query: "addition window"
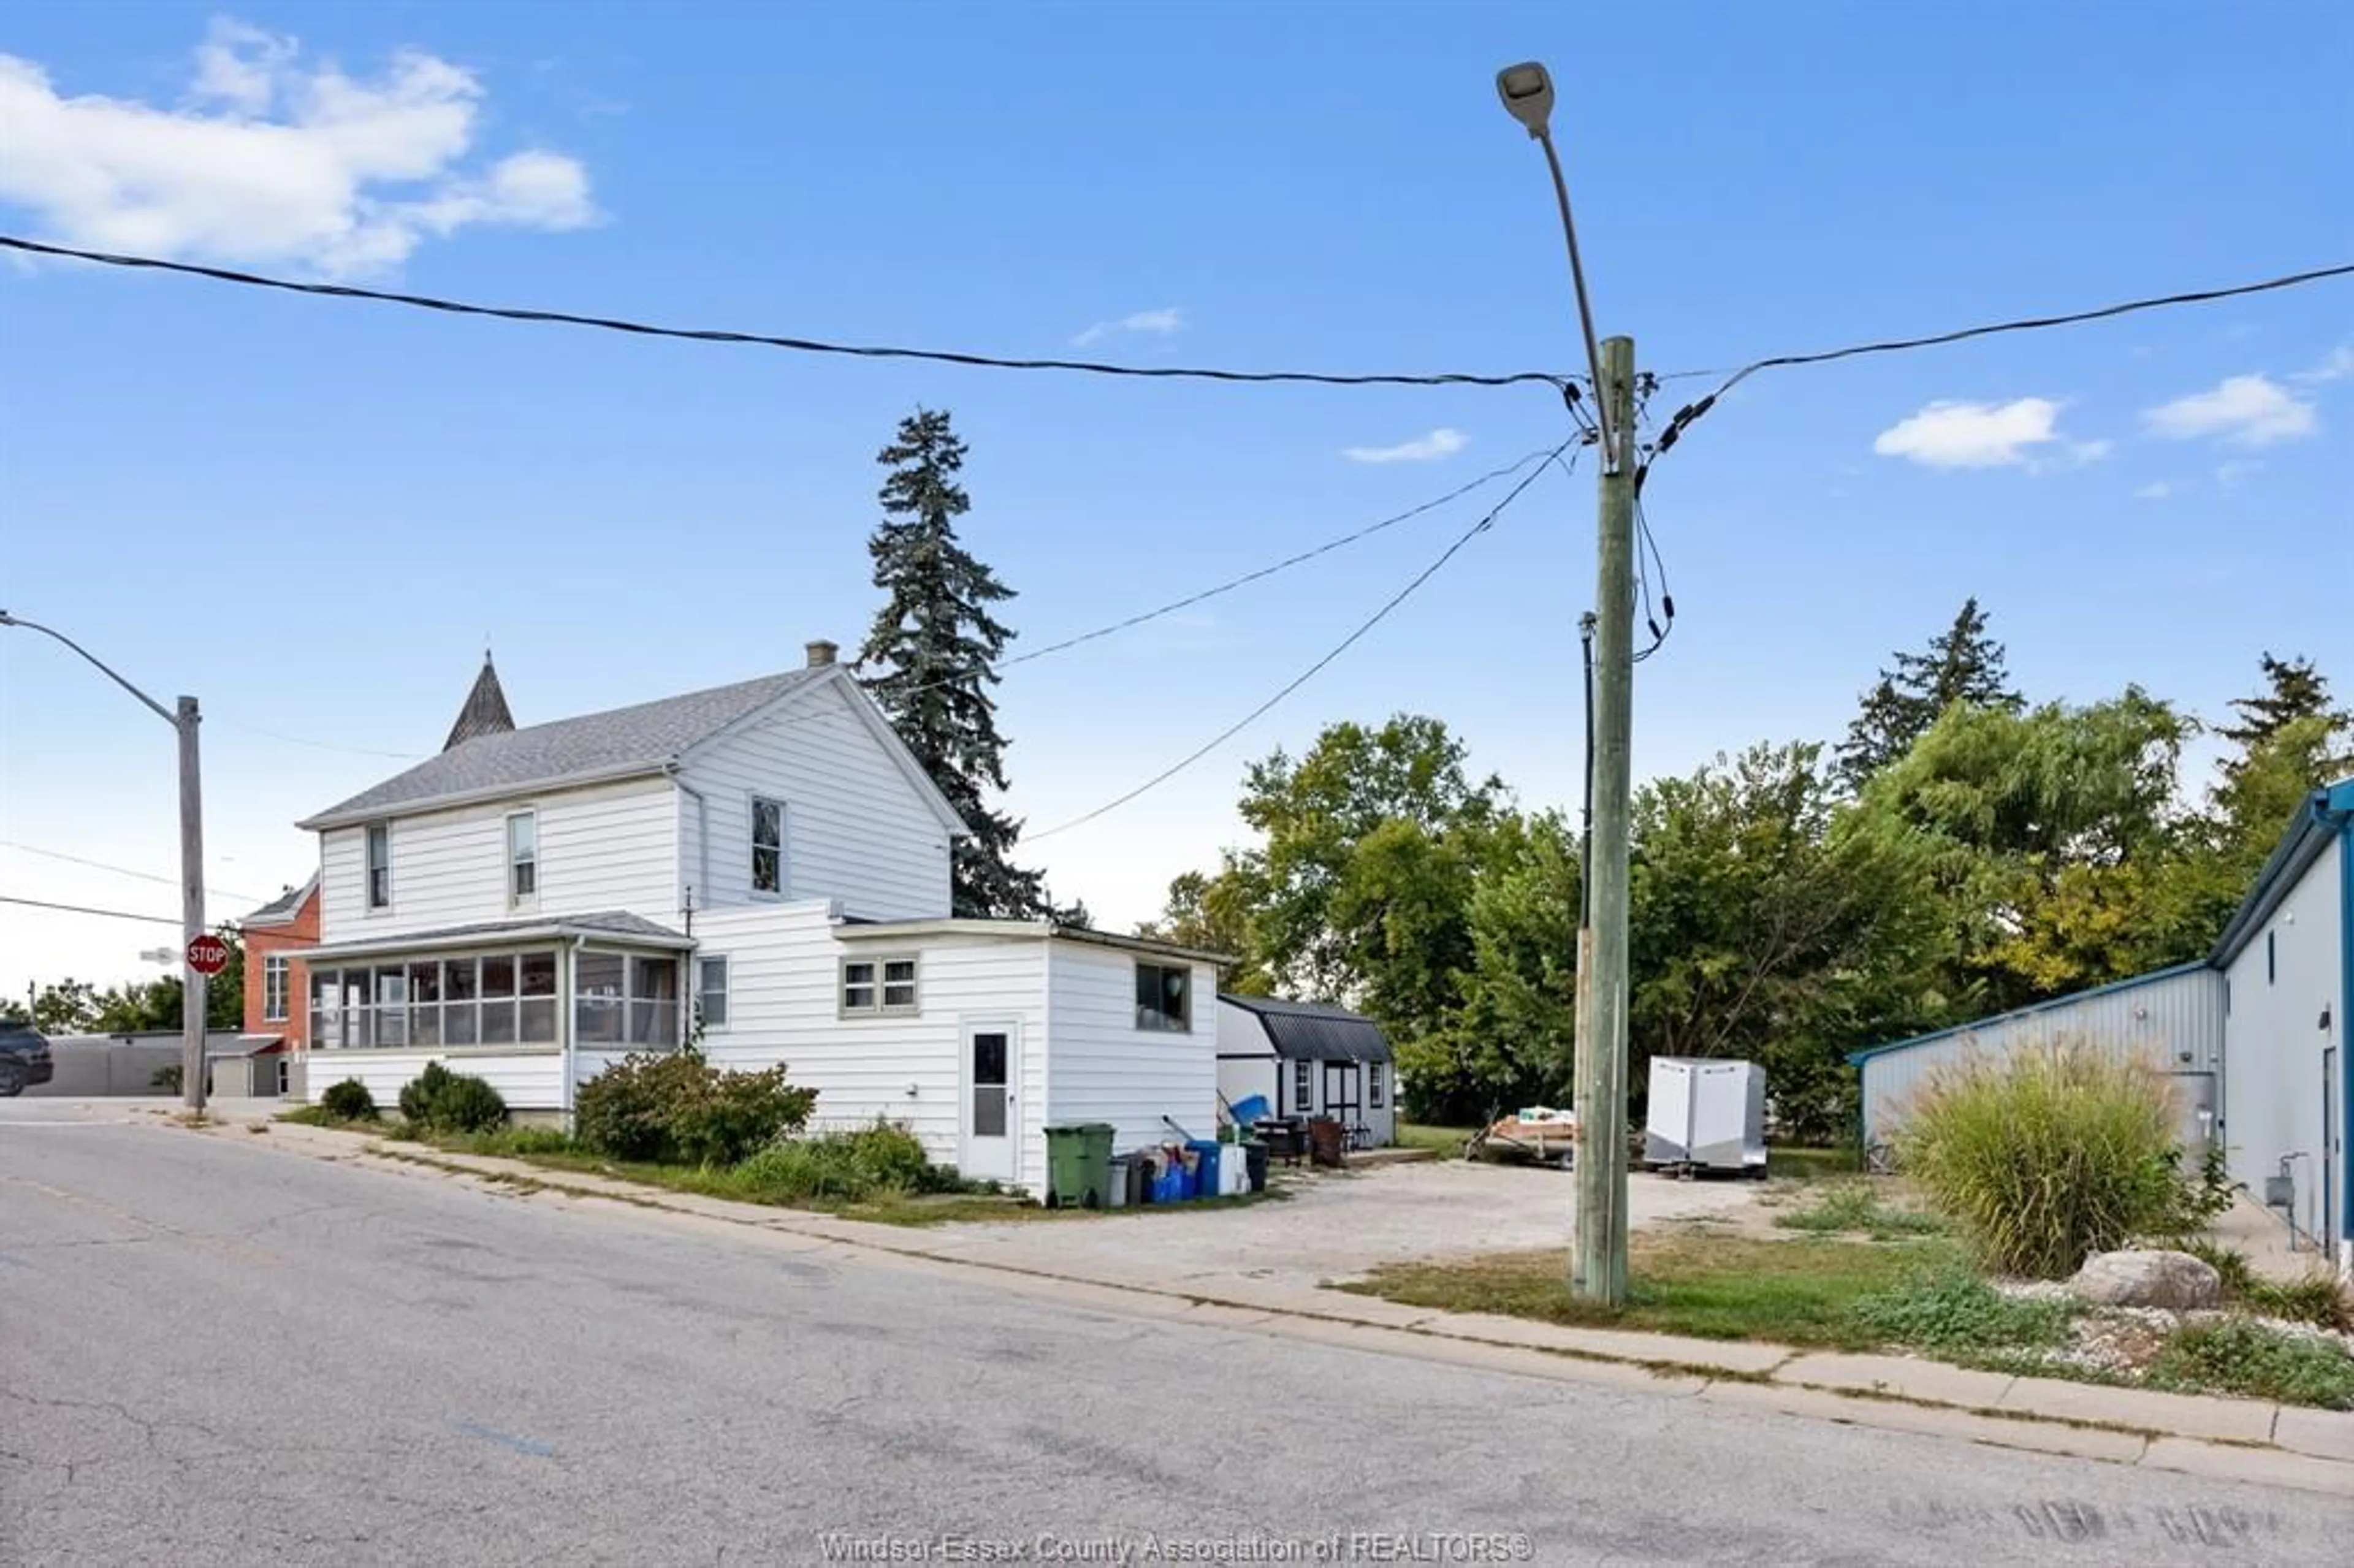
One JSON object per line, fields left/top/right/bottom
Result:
{"left": 1368, "top": 1061, "right": 1387, "bottom": 1111}
{"left": 262, "top": 954, "right": 289, "bottom": 1022}
{"left": 365, "top": 824, "right": 391, "bottom": 910}
{"left": 507, "top": 811, "right": 538, "bottom": 905}
{"left": 1134, "top": 962, "right": 1191, "bottom": 1032}
{"left": 752, "top": 797, "right": 785, "bottom": 896}
{"left": 842, "top": 955, "right": 919, "bottom": 1016}
{"left": 697, "top": 956, "right": 729, "bottom": 1029}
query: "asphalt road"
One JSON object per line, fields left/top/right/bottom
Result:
{"left": 3, "top": 1106, "right": 2348, "bottom": 1567}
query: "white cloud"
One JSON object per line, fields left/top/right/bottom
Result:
{"left": 0, "top": 18, "right": 598, "bottom": 278}
{"left": 1342, "top": 428, "right": 1468, "bottom": 464}
{"left": 2293, "top": 342, "right": 2354, "bottom": 384}
{"left": 2066, "top": 439, "right": 2114, "bottom": 465}
{"left": 2214, "top": 460, "right": 2264, "bottom": 490}
{"left": 2141, "top": 375, "right": 2317, "bottom": 447}
{"left": 1872, "top": 397, "right": 2073, "bottom": 469}
{"left": 2134, "top": 481, "right": 2171, "bottom": 501}
{"left": 1071, "top": 307, "right": 1185, "bottom": 348}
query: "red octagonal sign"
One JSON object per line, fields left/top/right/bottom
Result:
{"left": 186, "top": 934, "right": 231, "bottom": 978}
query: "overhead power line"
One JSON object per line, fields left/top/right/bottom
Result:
{"left": 0, "top": 841, "right": 265, "bottom": 907}
{"left": 1027, "top": 440, "right": 1579, "bottom": 842}
{"left": 0, "top": 894, "right": 184, "bottom": 927}
{"left": 0, "top": 234, "right": 1575, "bottom": 394}
{"left": 1639, "top": 260, "right": 2354, "bottom": 488}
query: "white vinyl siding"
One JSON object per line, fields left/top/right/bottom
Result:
{"left": 690, "top": 904, "right": 1048, "bottom": 1191}
{"left": 319, "top": 776, "right": 678, "bottom": 939}
{"left": 676, "top": 680, "right": 953, "bottom": 921}
{"left": 303, "top": 1049, "right": 563, "bottom": 1113}
{"left": 1044, "top": 943, "right": 1218, "bottom": 1160}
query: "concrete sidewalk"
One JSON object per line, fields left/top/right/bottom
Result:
{"left": 193, "top": 1111, "right": 2354, "bottom": 1498}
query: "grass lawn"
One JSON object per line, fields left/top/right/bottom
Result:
{"left": 1395, "top": 1122, "right": 1479, "bottom": 1157}
{"left": 1340, "top": 1227, "right": 1964, "bottom": 1351}
{"left": 1764, "top": 1144, "right": 1862, "bottom": 1181}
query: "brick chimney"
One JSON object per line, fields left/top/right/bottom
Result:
{"left": 805, "top": 639, "right": 839, "bottom": 668}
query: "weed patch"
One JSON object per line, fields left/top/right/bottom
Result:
{"left": 2146, "top": 1319, "right": 2354, "bottom": 1409}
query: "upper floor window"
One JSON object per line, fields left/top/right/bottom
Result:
{"left": 1135, "top": 962, "right": 1191, "bottom": 1032}
{"left": 752, "top": 796, "right": 785, "bottom": 897}
{"left": 507, "top": 811, "right": 538, "bottom": 906}
{"left": 263, "top": 954, "right": 289, "bottom": 1022}
{"left": 365, "top": 824, "right": 391, "bottom": 910}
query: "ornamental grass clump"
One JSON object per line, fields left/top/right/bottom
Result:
{"left": 1895, "top": 1037, "right": 2184, "bottom": 1279}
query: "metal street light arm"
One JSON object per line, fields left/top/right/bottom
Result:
{"left": 0, "top": 609, "right": 177, "bottom": 725}
{"left": 1536, "top": 132, "right": 1618, "bottom": 471}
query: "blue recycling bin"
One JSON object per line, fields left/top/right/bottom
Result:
{"left": 1186, "top": 1139, "right": 1223, "bottom": 1199}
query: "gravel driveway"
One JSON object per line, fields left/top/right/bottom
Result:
{"left": 915, "top": 1157, "right": 1762, "bottom": 1293}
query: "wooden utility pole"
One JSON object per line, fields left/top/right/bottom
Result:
{"left": 178, "top": 696, "right": 208, "bottom": 1114}
{"left": 1572, "top": 335, "right": 1637, "bottom": 1305}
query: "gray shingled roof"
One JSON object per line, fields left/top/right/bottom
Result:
{"left": 300, "top": 670, "right": 827, "bottom": 828}
{"left": 1219, "top": 994, "right": 1393, "bottom": 1062}
{"left": 242, "top": 875, "right": 317, "bottom": 927}
{"left": 305, "top": 911, "right": 691, "bottom": 960}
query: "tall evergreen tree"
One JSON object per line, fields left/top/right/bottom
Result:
{"left": 2213, "top": 653, "right": 2350, "bottom": 785}
{"left": 855, "top": 408, "right": 1063, "bottom": 921}
{"left": 1835, "top": 596, "right": 2022, "bottom": 787}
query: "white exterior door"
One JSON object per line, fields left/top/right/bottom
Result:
{"left": 961, "top": 1019, "right": 1021, "bottom": 1183}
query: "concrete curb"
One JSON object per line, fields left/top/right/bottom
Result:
{"left": 209, "top": 1116, "right": 2354, "bottom": 1496}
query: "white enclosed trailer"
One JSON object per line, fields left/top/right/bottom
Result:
{"left": 1644, "top": 1057, "right": 1767, "bottom": 1177}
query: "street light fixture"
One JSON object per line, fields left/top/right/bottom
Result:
{"left": 0, "top": 609, "right": 209, "bottom": 1112}
{"left": 1495, "top": 59, "right": 1618, "bottom": 471}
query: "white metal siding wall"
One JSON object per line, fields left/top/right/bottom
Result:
{"left": 690, "top": 904, "right": 1048, "bottom": 1189}
{"left": 677, "top": 682, "right": 954, "bottom": 921}
{"left": 1859, "top": 966, "right": 2225, "bottom": 1145}
{"left": 1215, "top": 1004, "right": 1278, "bottom": 1112}
{"left": 1044, "top": 945, "right": 1220, "bottom": 1157}
{"left": 304, "top": 1049, "right": 565, "bottom": 1111}
{"left": 317, "top": 777, "right": 678, "bottom": 940}
{"left": 2219, "top": 837, "right": 2344, "bottom": 1227}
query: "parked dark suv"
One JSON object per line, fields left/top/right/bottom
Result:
{"left": 0, "top": 1024, "right": 53, "bottom": 1095}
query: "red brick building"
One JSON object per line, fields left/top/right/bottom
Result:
{"left": 240, "top": 875, "right": 319, "bottom": 1048}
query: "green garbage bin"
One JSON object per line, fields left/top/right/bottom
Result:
{"left": 1044, "top": 1122, "right": 1116, "bottom": 1209}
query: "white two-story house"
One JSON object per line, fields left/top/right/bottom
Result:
{"left": 292, "top": 641, "right": 1225, "bottom": 1195}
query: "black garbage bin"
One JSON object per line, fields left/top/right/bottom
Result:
{"left": 1242, "top": 1139, "right": 1269, "bottom": 1194}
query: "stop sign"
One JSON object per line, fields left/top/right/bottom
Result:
{"left": 186, "top": 934, "right": 231, "bottom": 978}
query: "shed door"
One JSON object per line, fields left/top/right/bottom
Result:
{"left": 961, "top": 1021, "right": 1020, "bottom": 1184}
{"left": 1324, "top": 1061, "right": 1362, "bottom": 1145}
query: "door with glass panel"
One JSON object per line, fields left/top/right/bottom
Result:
{"left": 960, "top": 1020, "right": 1020, "bottom": 1182}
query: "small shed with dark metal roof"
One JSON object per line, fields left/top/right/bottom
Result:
{"left": 1216, "top": 994, "right": 1395, "bottom": 1149}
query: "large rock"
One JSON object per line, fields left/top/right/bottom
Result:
{"left": 2070, "top": 1249, "right": 2222, "bottom": 1310}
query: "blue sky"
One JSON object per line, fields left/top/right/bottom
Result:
{"left": 3, "top": 1, "right": 2350, "bottom": 999}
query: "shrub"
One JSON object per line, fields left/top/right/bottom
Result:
{"left": 398, "top": 1062, "right": 506, "bottom": 1134}
{"left": 727, "top": 1122, "right": 958, "bottom": 1205}
{"left": 319, "top": 1077, "right": 378, "bottom": 1122}
{"left": 2147, "top": 1319, "right": 2354, "bottom": 1409}
{"left": 151, "top": 1064, "right": 183, "bottom": 1093}
{"left": 1895, "top": 1038, "right": 2188, "bottom": 1277}
{"left": 574, "top": 1050, "right": 817, "bottom": 1166}
{"left": 1848, "top": 1269, "right": 2074, "bottom": 1352}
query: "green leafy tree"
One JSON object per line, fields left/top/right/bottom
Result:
{"left": 1135, "top": 866, "right": 1271, "bottom": 994}
{"left": 855, "top": 408, "right": 1067, "bottom": 921}
{"left": 1230, "top": 715, "right": 1502, "bottom": 1001}
{"left": 1857, "top": 690, "right": 2196, "bottom": 1011}
{"left": 32, "top": 978, "right": 101, "bottom": 1034}
{"left": 1627, "top": 743, "right": 1952, "bottom": 1140}
{"left": 1836, "top": 598, "right": 2024, "bottom": 788}
{"left": 1411, "top": 810, "right": 1582, "bottom": 1124}
{"left": 2214, "top": 653, "right": 2350, "bottom": 779}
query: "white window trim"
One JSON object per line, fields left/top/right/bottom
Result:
{"left": 364, "top": 823, "right": 392, "bottom": 913}
{"left": 1368, "top": 1060, "right": 1387, "bottom": 1111}
{"left": 506, "top": 809, "right": 539, "bottom": 911}
{"left": 696, "top": 954, "right": 729, "bottom": 1032}
{"left": 262, "top": 953, "right": 289, "bottom": 1023}
{"left": 1134, "top": 961, "right": 1193, "bottom": 1033}
{"left": 840, "top": 953, "right": 920, "bottom": 1018}
{"left": 750, "top": 794, "right": 788, "bottom": 901}
{"left": 1293, "top": 1058, "right": 1312, "bottom": 1113}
